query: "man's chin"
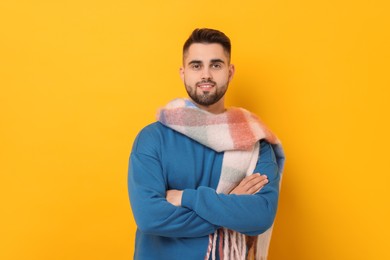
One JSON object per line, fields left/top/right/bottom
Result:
{"left": 186, "top": 89, "right": 222, "bottom": 106}
{"left": 194, "top": 97, "right": 218, "bottom": 107}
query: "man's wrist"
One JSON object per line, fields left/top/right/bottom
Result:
{"left": 166, "top": 189, "right": 184, "bottom": 206}
{"left": 181, "top": 189, "right": 197, "bottom": 209}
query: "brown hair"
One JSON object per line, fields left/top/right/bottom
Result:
{"left": 183, "top": 28, "right": 231, "bottom": 61}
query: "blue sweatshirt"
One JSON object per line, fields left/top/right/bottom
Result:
{"left": 128, "top": 122, "right": 280, "bottom": 260}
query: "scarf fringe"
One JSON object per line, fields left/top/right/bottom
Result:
{"left": 205, "top": 227, "right": 273, "bottom": 260}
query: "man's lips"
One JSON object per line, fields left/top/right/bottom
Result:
{"left": 196, "top": 83, "right": 215, "bottom": 91}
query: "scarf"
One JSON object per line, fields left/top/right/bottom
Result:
{"left": 157, "top": 98, "right": 285, "bottom": 260}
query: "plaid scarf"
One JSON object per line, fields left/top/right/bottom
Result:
{"left": 157, "top": 98, "right": 285, "bottom": 260}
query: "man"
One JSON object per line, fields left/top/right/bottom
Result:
{"left": 128, "top": 28, "right": 284, "bottom": 260}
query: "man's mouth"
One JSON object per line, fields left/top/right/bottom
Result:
{"left": 197, "top": 83, "right": 215, "bottom": 91}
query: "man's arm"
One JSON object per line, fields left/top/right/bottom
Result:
{"left": 166, "top": 173, "right": 269, "bottom": 206}
{"left": 166, "top": 140, "right": 280, "bottom": 236}
{"left": 128, "top": 127, "right": 218, "bottom": 238}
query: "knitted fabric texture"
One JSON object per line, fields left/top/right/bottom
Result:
{"left": 157, "top": 98, "right": 285, "bottom": 260}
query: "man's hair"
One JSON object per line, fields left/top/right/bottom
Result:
{"left": 183, "top": 28, "right": 231, "bottom": 61}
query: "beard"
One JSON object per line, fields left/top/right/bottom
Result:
{"left": 185, "top": 80, "right": 228, "bottom": 107}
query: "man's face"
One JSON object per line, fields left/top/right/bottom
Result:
{"left": 180, "top": 43, "right": 235, "bottom": 110}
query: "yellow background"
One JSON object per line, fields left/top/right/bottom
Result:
{"left": 1, "top": 0, "right": 389, "bottom": 259}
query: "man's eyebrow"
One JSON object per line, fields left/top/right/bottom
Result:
{"left": 210, "top": 59, "right": 225, "bottom": 64}
{"left": 188, "top": 60, "right": 202, "bottom": 65}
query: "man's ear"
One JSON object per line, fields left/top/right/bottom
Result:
{"left": 179, "top": 67, "right": 185, "bottom": 82}
{"left": 228, "top": 64, "right": 235, "bottom": 82}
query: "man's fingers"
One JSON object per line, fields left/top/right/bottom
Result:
{"left": 229, "top": 173, "right": 269, "bottom": 195}
{"left": 242, "top": 174, "right": 268, "bottom": 189}
{"left": 240, "top": 173, "right": 263, "bottom": 186}
{"left": 250, "top": 178, "right": 269, "bottom": 194}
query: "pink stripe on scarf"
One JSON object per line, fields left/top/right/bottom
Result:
{"left": 227, "top": 109, "right": 257, "bottom": 150}
{"left": 218, "top": 229, "right": 224, "bottom": 260}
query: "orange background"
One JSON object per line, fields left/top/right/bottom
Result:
{"left": 1, "top": 0, "right": 389, "bottom": 259}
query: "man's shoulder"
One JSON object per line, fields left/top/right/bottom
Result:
{"left": 136, "top": 122, "right": 166, "bottom": 141}
{"left": 139, "top": 121, "right": 163, "bottom": 132}
{"left": 133, "top": 122, "right": 177, "bottom": 150}
{"left": 131, "top": 122, "right": 162, "bottom": 155}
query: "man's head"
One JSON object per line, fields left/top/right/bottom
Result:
{"left": 180, "top": 28, "right": 235, "bottom": 114}
{"left": 183, "top": 28, "right": 232, "bottom": 64}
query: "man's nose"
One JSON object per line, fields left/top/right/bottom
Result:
{"left": 201, "top": 67, "right": 212, "bottom": 80}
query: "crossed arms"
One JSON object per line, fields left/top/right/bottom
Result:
{"left": 166, "top": 173, "right": 269, "bottom": 206}
{"left": 128, "top": 127, "right": 280, "bottom": 238}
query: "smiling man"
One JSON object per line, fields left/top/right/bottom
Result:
{"left": 128, "top": 28, "right": 285, "bottom": 260}
{"left": 181, "top": 42, "right": 233, "bottom": 114}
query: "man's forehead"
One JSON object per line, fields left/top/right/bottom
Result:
{"left": 183, "top": 43, "right": 229, "bottom": 63}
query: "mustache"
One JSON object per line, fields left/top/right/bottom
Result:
{"left": 196, "top": 80, "right": 216, "bottom": 86}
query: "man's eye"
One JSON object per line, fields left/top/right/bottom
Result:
{"left": 212, "top": 64, "right": 222, "bottom": 69}
{"left": 191, "top": 64, "right": 201, "bottom": 70}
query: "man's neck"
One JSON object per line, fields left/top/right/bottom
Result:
{"left": 193, "top": 101, "right": 226, "bottom": 114}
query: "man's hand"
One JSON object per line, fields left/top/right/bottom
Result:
{"left": 229, "top": 173, "right": 268, "bottom": 195}
{"left": 166, "top": 189, "right": 183, "bottom": 206}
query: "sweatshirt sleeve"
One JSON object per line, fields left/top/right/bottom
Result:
{"left": 181, "top": 140, "right": 280, "bottom": 236}
{"left": 128, "top": 126, "right": 218, "bottom": 238}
